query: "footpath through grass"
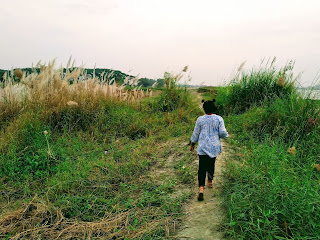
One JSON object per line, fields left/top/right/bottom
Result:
{"left": 216, "top": 60, "right": 320, "bottom": 239}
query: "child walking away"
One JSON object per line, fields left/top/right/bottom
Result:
{"left": 190, "top": 99, "right": 228, "bottom": 201}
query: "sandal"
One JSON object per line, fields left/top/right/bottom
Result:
{"left": 197, "top": 186, "right": 204, "bottom": 201}
{"left": 197, "top": 193, "right": 204, "bottom": 201}
{"left": 207, "top": 180, "right": 213, "bottom": 188}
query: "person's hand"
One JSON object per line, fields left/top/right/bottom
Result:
{"left": 190, "top": 144, "right": 194, "bottom": 152}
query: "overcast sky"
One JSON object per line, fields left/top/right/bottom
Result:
{"left": 1, "top": 0, "right": 320, "bottom": 86}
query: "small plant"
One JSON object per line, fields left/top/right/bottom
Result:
{"left": 155, "top": 66, "right": 191, "bottom": 112}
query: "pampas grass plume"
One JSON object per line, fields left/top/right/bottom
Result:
{"left": 277, "top": 76, "right": 285, "bottom": 86}
{"left": 238, "top": 61, "right": 246, "bottom": 72}
{"left": 0, "top": 59, "right": 148, "bottom": 126}
{"left": 182, "top": 66, "right": 188, "bottom": 72}
{"left": 2, "top": 72, "right": 7, "bottom": 81}
{"left": 14, "top": 69, "right": 23, "bottom": 79}
{"left": 67, "top": 101, "right": 78, "bottom": 107}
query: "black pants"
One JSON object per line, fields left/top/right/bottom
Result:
{"left": 198, "top": 155, "right": 216, "bottom": 187}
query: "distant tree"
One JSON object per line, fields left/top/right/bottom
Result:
{"left": 138, "top": 78, "right": 156, "bottom": 87}
{"left": 156, "top": 78, "right": 165, "bottom": 88}
{"left": 0, "top": 69, "right": 6, "bottom": 82}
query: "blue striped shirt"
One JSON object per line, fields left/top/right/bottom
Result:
{"left": 191, "top": 114, "right": 228, "bottom": 158}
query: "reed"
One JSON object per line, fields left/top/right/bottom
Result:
{"left": 0, "top": 60, "right": 149, "bottom": 129}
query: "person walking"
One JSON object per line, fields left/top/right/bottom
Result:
{"left": 190, "top": 99, "right": 228, "bottom": 201}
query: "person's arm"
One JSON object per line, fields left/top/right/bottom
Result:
{"left": 190, "top": 118, "right": 201, "bottom": 151}
{"left": 190, "top": 142, "right": 196, "bottom": 152}
{"left": 218, "top": 117, "right": 228, "bottom": 139}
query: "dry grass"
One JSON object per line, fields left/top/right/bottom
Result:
{"left": 276, "top": 76, "right": 285, "bottom": 86}
{"left": 0, "top": 196, "right": 173, "bottom": 239}
{"left": 0, "top": 60, "right": 150, "bottom": 125}
{"left": 164, "top": 66, "right": 190, "bottom": 90}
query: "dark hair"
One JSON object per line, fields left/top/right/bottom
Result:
{"left": 202, "top": 99, "right": 217, "bottom": 114}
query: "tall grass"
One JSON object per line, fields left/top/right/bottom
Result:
{"left": 217, "top": 61, "right": 320, "bottom": 239}
{"left": 0, "top": 61, "right": 199, "bottom": 239}
{"left": 225, "top": 137, "right": 320, "bottom": 239}
{"left": 0, "top": 60, "right": 148, "bottom": 129}
{"left": 216, "top": 58, "right": 298, "bottom": 114}
{"left": 155, "top": 66, "right": 191, "bottom": 112}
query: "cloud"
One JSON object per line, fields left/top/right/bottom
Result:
{"left": 0, "top": 0, "right": 319, "bottom": 86}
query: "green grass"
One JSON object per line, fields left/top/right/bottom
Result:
{"left": 215, "top": 61, "right": 297, "bottom": 115}
{"left": 215, "top": 62, "right": 320, "bottom": 239}
{"left": 0, "top": 70, "right": 203, "bottom": 239}
{"left": 224, "top": 138, "right": 320, "bottom": 239}
{"left": 4, "top": 59, "right": 320, "bottom": 239}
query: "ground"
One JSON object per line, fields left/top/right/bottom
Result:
{"left": 174, "top": 141, "right": 230, "bottom": 240}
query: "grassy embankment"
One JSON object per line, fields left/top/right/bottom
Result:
{"left": 0, "top": 63, "right": 201, "bottom": 239}
{"left": 214, "top": 59, "right": 320, "bottom": 239}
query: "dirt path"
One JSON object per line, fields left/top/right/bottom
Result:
{"left": 174, "top": 140, "right": 230, "bottom": 240}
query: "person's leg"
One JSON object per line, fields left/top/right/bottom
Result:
{"left": 198, "top": 155, "right": 207, "bottom": 201}
{"left": 207, "top": 157, "right": 216, "bottom": 181}
{"left": 198, "top": 155, "right": 207, "bottom": 187}
{"left": 207, "top": 156, "right": 216, "bottom": 187}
